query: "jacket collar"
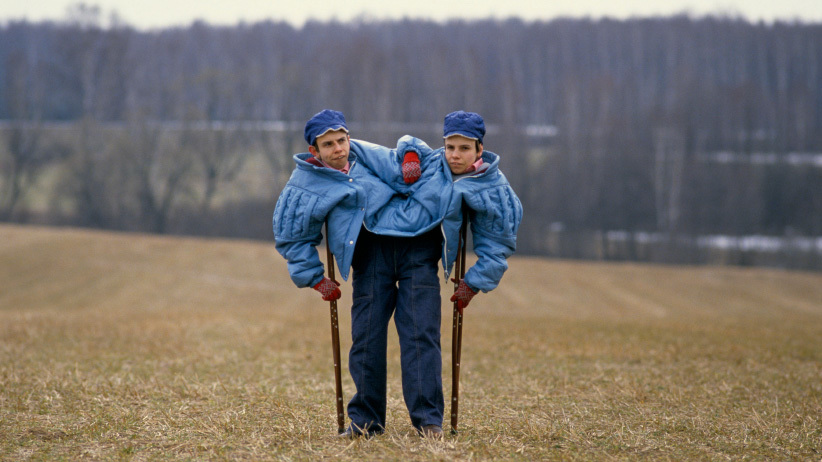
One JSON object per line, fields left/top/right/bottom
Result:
{"left": 446, "top": 150, "right": 499, "bottom": 180}
{"left": 294, "top": 151, "right": 358, "bottom": 174}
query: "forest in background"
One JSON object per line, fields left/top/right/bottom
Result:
{"left": 1, "top": 8, "right": 821, "bottom": 269}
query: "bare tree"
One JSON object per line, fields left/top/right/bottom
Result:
{"left": 654, "top": 128, "right": 686, "bottom": 233}
{"left": 0, "top": 47, "right": 50, "bottom": 221}
{"left": 258, "top": 125, "right": 301, "bottom": 195}
{"left": 180, "top": 119, "right": 249, "bottom": 212}
{"left": 118, "top": 115, "right": 192, "bottom": 233}
{"left": 178, "top": 68, "right": 253, "bottom": 212}
{"left": 0, "top": 123, "right": 44, "bottom": 220}
{"left": 61, "top": 117, "right": 118, "bottom": 228}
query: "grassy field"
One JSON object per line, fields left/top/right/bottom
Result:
{"left": 1, "top": 223, "right": 820, "bottom": 461}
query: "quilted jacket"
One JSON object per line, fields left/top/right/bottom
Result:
{"left": 272, "top": 137, "right": 448, "bottom": 288}
{"left": 438, "top": 149, "right": 523, "bottom": 293}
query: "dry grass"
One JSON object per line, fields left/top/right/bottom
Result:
{"left": 1, "top": 223, "right": 821, "bottom": 461}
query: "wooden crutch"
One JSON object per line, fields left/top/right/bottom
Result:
{"left": 325, "top": 222, "right": 346, "bottom": 434}
{"left": 450, "top": 207, "right": 469, "bottom": 434}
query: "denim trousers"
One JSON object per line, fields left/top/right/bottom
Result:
{"left": 346, "top": 227, "right": 443, "bottom": 433}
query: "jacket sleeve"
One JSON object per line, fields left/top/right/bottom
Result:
{"left": 352, "top": 137, "right": 436, "bottom": 195}
{"left": 462, "top": 182, "right": 523, "bottom": 293}
{"left": 272, "top": 183, "right": 331, "bottom": 288}
{"left": 349, "top": 139, "right": 402, "bottom": 189}
{"left": 396, "top": 135, "right": 437, "bottom": 167}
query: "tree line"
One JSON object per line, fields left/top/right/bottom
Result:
{"left": 1, "top": 11, "right": 821, "bottom": 268}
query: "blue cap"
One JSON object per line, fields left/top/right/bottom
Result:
{"left": 443, "top": 111, "right": 485, "bottom": 143}
{"left": 304, "top": 109, "right": 349, "bottom": 145}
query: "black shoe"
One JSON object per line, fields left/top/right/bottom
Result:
{"left": 420, "top": 424, "right": 443, "bottom": 439}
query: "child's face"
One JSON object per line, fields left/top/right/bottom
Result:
{"left": 445, "top": 135, "right": 482, "bottom": 174}
{"left": 309, "top": 130, "right": 350, "bottom": 170}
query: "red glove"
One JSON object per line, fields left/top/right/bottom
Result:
{"left": 450, "top": 278, "right": 477, "bottom": 313}
{"left": 402, "top": 151, "right": 421, "bottom": 184}
{"left": 313, "top": 277, "right": 341, "bottom": 301}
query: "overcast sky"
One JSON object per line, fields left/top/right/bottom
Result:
{"left": 2, "top": 0, "right": 820, "bottom": 29}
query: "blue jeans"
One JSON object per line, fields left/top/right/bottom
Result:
{"left": 346, "top": 227, "right": 443, "bottom": 433}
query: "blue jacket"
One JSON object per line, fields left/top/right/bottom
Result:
{"left": 273, "top": 137, "right": 449, "bottom": 288}
{"left": 439, "top": 149, "right": 523, "bottom": 293}
{"left": 365, "top": 141, "right": 452, "bottom": 237}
